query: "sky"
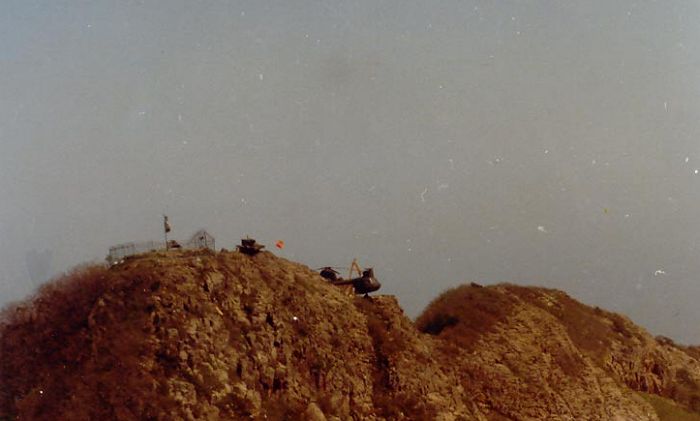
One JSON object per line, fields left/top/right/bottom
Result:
{"left": 2, "top": 1, "right": 700, "bottom": 343}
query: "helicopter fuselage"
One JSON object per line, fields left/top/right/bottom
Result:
{"left": 325, "top": 268, "right": 381, "bottom": 295}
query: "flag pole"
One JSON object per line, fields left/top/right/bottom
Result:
{"left": 163, "top": 215, "right": 170, "bottom": 250}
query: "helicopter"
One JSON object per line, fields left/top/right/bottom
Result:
{"left": 317, "top": 259, "right": 381, "bottom": 296}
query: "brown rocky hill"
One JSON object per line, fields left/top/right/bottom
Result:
{"left": 0, "top": 249, "right": 697, "bottom": 420}
{"left": 417, "top": 284, "right": 700, "bottom": 420}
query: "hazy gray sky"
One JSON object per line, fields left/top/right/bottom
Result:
{"left": 3, "top": 1, "right": 700, "bottom": 343}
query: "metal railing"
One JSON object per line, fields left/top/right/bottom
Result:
{"left": 106, "top": 241, "right": 165, "bottom": 264}
{"left": 106, "top": 231, "right": 216, "bottom": 265}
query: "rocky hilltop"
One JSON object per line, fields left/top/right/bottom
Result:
{"left": 1, "top": 249, "right": 699, "bottom": 420}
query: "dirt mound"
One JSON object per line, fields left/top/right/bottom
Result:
{"left": 0, "top": 250, "right": 696, "bottom": 420}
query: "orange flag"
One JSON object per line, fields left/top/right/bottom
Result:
{"left": 275, "top": 240, "right": 285, "bottom": 249}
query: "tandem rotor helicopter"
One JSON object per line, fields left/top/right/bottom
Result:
{"left": 316, "top": 259, "right": 381, "bottom": 296}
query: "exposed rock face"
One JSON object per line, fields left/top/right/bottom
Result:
{"left": 499, "top": 285, "right": 700, "bottom": 413}
{"left": 509, "top": 286, "right": 700, "bottom": 412}
{"left": 414, "top": 285, "right": 654, "bottom": 420}
{"left": 0, "top": 250, "right": 697, "bottom": 420}
{"left": 417, "top": 284, "right": 700, "bottom": 419}
{"left": 354, "top": 296, "right": 482, "bottom": 420}
{"left": 2, "top": 250, "right": 380, "bottom": 420}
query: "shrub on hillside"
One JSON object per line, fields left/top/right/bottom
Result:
{"left": 415, "top": 284, "right": 515, "bottom": 350}
{"left": 0, "top": 264, "right": 110, "bottom": 418}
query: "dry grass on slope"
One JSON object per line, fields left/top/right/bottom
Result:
{"left": 502, "top": 285, "right": 700, "bottom": 413}
{"left": 418, "top": 282, "right": 700, "bottom": 417}
{"left": 641, "top": 393, "right": 700, "bottom": 421}
{"left": 0, "top": 265, "right": 113, "bottom": 419}
{"left": 499, "top": 284, "right": 646, "bottom": 365}
{"left": 0, "top": 250, "right": 382, "bottom": 420}
{"left": 415, "top": 283, "right": 518, "bottom": 351}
